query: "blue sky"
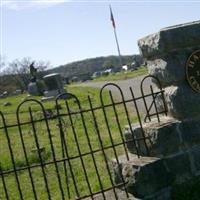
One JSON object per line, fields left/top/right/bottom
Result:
{"left": 1, "top": 0, "right": 200, "bottom": 68}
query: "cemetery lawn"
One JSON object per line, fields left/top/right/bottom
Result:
{"left": 1, "top": 84, "right": 200, "bottom": 199}
{"left": 0, "top": 85, "right": 138, "bottom": 199}
{"left": 91, "top": 66, "right": 148, "bottom": 82}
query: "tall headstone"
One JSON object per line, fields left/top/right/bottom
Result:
{"left": 42, "top": 73, "right": 65, "bottom": 99}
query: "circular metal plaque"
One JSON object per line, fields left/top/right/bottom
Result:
{"left": 186, "top": 50, "right": 200, "bottom": 93}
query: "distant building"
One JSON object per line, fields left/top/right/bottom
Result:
{"left": 122, "top": 65, "right": 128, "bottom": 71}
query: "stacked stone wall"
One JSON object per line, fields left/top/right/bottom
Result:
{"left": 113, "top": 21, "right": 200, "bottom": 200}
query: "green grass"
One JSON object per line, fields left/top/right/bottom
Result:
{"left": 1, "top": 83, "right": 200, "bottom": 199}
{"left": 0, "top": 85, "right": 138, "bottom": 199}
{"left": 91, "top": 66, "right": 148, "bottom": 82}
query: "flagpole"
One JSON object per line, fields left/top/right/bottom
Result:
{"left": 109, "top": 5, "right": 122, "bottom": 70}
{"left": 113, "top": 27, "right": 122, "bottom": 69}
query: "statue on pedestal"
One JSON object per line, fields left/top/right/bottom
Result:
{"left": 28, "top": 62, "right": 45, "bottom": 96}
{"left": 30, "top": 62, "right": 37, "bottom": 82}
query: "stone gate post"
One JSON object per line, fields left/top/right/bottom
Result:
{"left": 113, "top": 21, "right": 200, "bottom": 200}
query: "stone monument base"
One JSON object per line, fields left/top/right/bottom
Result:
{"left": 41, "top": 96, "right": 55, "bottom": 102}
{"left": 111, "top": 116, "right": 200, "bottom": 199}
{"left": 43, "top": 89, "right": 66, "bottom": 98}
{"left": 112, "top": 152, "right": 200, "bottom": 199}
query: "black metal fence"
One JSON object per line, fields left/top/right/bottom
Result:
{"left": 0, "top": 75, "right": 167, "bottom": 200}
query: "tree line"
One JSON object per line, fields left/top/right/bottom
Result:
{"left": 0, "top": 57, "right": 50, "bottom": 93}
{"left": 0, "top": 54, "right": 143, "bottom": 93}
{"left": 47, "top": 55, "right": 143, "bottom": 79}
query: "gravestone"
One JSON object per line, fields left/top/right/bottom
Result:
{"left": 42, "top": 73, "right": 66, "bottom": 100}
{"left": 112, "top": 20, "right": 200, "bottom": 199}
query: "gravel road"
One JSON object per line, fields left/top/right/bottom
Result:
{"left": 79, "top": 75, "right": 153, "bottom": 113}
{"left": 80, "top": 75, "right": 152, "bottom": 99}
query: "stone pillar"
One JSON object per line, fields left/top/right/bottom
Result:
{"left": 113, "top": 21, "right": 200, "bottom": 200}
{"left": 138, "top": 21, "right": 200, "bottom": 119}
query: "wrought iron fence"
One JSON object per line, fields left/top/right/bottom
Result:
{"left": 0, "top": 75, "right": 167, "bottom": 200}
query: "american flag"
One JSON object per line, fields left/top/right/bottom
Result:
{"left": 110, "top": 5, "right": 115, "bottom": 28}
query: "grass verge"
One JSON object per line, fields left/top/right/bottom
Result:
{"left": 91, "top": 66, "right": 148, "bottom": 82}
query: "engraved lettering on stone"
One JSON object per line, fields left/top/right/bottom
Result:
{"left": 193, "top": 55, "right": 199, "bottom": 61}
{"left": 188, "top": 60, "right": 195, "bottom": 68}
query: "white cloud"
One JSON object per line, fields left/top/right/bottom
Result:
{"left": 1, "top": 0, "right": 69, "bottom": 10}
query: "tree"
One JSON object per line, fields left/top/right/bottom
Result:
{"left": 4, "top": 57, "right": 50, "bottom": 92}
{"left": 0, "top": 55, "right": 6, "bottom": 73}
{"left": 102, "top": 59, "right": 113, "bottom": 69}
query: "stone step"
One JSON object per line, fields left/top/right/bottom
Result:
{"left": 85, "top": 188, "right": 137, "bottom": 200}
{"left": 87, "top": 187, "right": 170, "bottom": 200}
{"left": 124, "top": 116, "right": 200, "bottom": 157}
{"left": 112, "top": 154, "right": 172, "bottom": 199}
{"left": 112, "top": 148, "right": 200, "bottom": 199}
